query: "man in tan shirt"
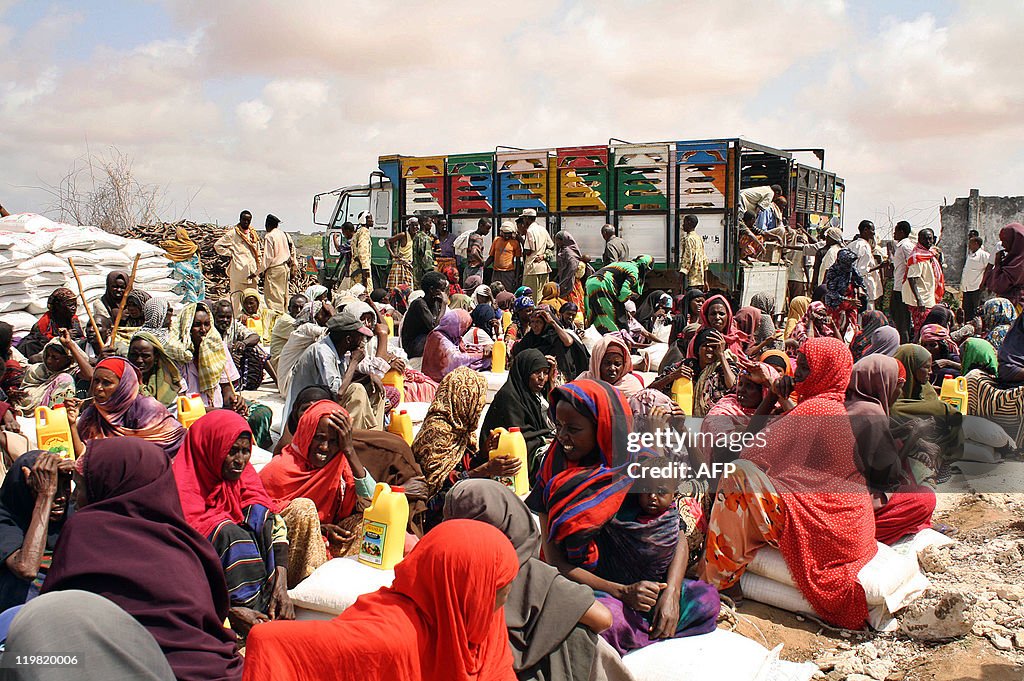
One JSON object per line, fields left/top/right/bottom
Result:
{"left": 262, "top": 214, "right": 291, "bottom": 313}
{"left": 351, "top": 213, "right": 373, "bottom": 286}
{"left": 214, "top": 210, "right": 263, "bottom": 313}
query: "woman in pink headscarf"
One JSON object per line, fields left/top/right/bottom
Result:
{"left": 686, "top": 295, "right": 747, "bottom": 359}
{"left": 421, "top": 310, "right": 489, "bottom": 382}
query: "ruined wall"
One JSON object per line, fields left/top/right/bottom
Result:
{"left": 940, "top": 189, "right": 1024, "bottom": 286}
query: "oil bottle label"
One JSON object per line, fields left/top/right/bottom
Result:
{"left": 38, "top": 434, "right": 72, "bottom": 459}
{"left": 359, "top": 520, "right": 387, "bottom": 566}
{"left": 494, "top": 475, "right": 515, "bottom": 490}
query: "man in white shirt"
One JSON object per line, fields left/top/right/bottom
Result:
{"left": 262, "top": 214, "right": 292, "bottom": 313}
{"left": 848, "top": 220, "right": 884, "bottom": 309}
{"left": 902, "top": 228, "right": 943, "bottom": 338}
{"left": 889, "top": 221, "right": 915, "bottom": 342}
{"left": 813, "top": 227, "right": 844, "bottom": 289}
{"left": 520, "top": 208, "right": 553, "bottom": 294}
{"left": 961, "top": 234, "right": 991, "bottom": 318}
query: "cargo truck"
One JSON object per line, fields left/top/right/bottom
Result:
{"left": 312, "top": 138, "right": 844, "bottom": 299}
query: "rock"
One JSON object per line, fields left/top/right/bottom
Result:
{"left": 989, "top": 633, "right": 1013, "bottom": 651}
{"left": 824, "top": 670, "right": 845, "bottom": 681}
{"left": 815, "top": 654, "right": 839, "bottom": 671}
{"left": 846, "top": 675, "right": 874, "bottom": 681}
{"left": 900, "top": 593, "right": 973, "bottom": 641}
{"left": 1015, "top": 631, "right": 1024, "bottom": 649}
{"left": 865, "top": 659, "right": 893, "bottom": 681}
{"left": 995, "top": 585, "right": 1024, "bottom": 602}
{"left": 858, "top": 642, "right": 879, "bottom": 660}
{"left": 833, "top": 657, "right": 865, "bottom": 676}
{"left": 993, "top": 544, "right": 1022, "bottom": 565}
{"left": 919, "top": 545, "right": 951, "bottom": 574}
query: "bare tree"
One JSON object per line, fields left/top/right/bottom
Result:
{"left": 39, "top": 147, "right": 170, "bottom": 234}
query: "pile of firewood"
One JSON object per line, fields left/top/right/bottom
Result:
{"left": 124, "top": 221, "right": 318, "bottom": 301}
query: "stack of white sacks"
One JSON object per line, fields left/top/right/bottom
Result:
{"left": 0, "top": 213, "right": 181, "bottom": 334}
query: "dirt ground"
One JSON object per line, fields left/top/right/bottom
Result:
{"left": 727, "top": 491, "right": 1024, "bottom": 680}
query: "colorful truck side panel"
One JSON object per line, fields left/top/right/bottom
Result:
{"left": 496, "top": 149, "right": 552, "bottom": 217}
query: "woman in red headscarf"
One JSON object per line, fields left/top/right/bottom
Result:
{"left": 242, "top": 519, "right": 520, "bottom": 681}
{"left": 686, "top": 295, "right": 747, "bottom": 359}
{"left": 74, "top": 356, "right": 186, "bottom": 458}
{"left": 701, "top": 337, "right": 876, "bottom": 630}
{"left": 260, "top": 400, "right": 378, "bottom": 585}
{"left": 172, "top": 410, "right": 293, "bottom": 636}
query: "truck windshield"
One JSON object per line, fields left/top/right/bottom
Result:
{"left": 332, "top": 192, "right": 370, "bottom": 229}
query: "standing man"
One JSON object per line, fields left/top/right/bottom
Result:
{"left": 412, "top": 216, "right": 436, "bottom": 288}
{"left": 385, "top": 218, "right": 417, "bottom": 290}
{"left": 485, "top": 221, "right": 523, "bottom": 292}
{"left": 262, "top": 214, "right": 291, "bottom": 313}
{"left": 961, "top": 235, "right": 990, "bottom": 318}
{"left": 520, "top": 208, "right": 553, "bottom": 294}
{"left": 812, "top": 227, "right": 844, "bottom": 289}
{"left": 601, "top": 223, "right": 630, "bottom": 264}
{"left": 351, "top": 213, "right": 373, "bottom": 288}
{"left": 678, "top": 214, "right": 707, "bottom": 292}
{"left": 214, "top": 210, "right": 262, "bottom": 314}
{"left": 904, "top": 228, "right": 944, "bottom": 338}
{"left": 464, "top": 218, "right": 491, "bottom": 283}
{"left": 889, "top": 220, "right": 915, "bottom": 342}
{"left": 848, "top": 220, "right": 884, "bottom": 309}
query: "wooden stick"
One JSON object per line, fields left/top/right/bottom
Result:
{"left": 67, "top": 257, "right": 106, "bottom": 348}
{"left": 109, "top": 253, "right": 141, "bottom": 344}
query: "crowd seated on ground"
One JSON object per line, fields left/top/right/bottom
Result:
{"left": 1, "top": 213, "right": 1023, "bottom": 679}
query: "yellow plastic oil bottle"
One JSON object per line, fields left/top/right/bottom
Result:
{"left": 35, "top": 405, "right": 74, "bottom": 460}
{"left": 384, "top": 314, "right": 394, "bottom": 337}
{"left": 387, "top": 409, "right": 413, "bottom": 444}
{"left": 501, "top": 310, "right": 513, "bottom": 333}
{"left": 382, "top": 369, "right": 405, "bottom": 403}
{"left": 245, "top": 316, "right": 265, "bottom": 339}
{"left": 489, "top": 427, "right": 530, "bottom": 495}
{"left": 176, "top": 394, "right": 207, "bottom": 428}
{"left": 491, "top": 329, "right": 507, "bottom": 373}
{"left": 939, "top": 376, "right": 969, "bottom": 414}
{"left": 358, "top": 483, "right": 410, "bottom": 570}
{"left": 670, "top": 376, "right": 694, "bottom": 415}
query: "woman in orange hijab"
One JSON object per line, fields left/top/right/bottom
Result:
{"left": 242, "top": 519, "right": 519, "bottom": 681}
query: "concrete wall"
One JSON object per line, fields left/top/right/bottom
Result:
{"left": 939, "top": 189, "right": 1024, "bottom": 286}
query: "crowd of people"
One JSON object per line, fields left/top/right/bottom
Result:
{"left": 0, "top": 200, "right": 1022, "bottom": 681}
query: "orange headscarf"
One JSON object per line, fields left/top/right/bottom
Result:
{"left": 242, "top": 519, "right": 519, "bottom": 681}
{"left": 259, "top": 400, "right": 357, "bottom": 524}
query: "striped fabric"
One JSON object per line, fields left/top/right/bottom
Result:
{"left": 966, "top": 369, "right": 1024, "bottom": 448}
{"left": 208, "top": 504, "right": 283, "bottom": 613}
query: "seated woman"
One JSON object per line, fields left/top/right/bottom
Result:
{"left": 16, "top": 333, "right": 91, "bottom": 416}
{"left": 91, "top": 270, "right": 129, "bottom": 320}
{"left": 619, "top": 300, "right": 660, "bottom": 349}
{"left": 505, "top": 296, "right": 536, "bottom": 348}
{"left": 759, "top": 349, "right": 793, "bottom": 377}
{"left": 445, "top": 480, "right": 632, "bottom": 681}
{"left": 700, "top": 338, "right": 877, "bottom": 630}
{"left": 997, "top": 313, "right": 1024, "bottom": 385}
{"left": 846, "top": 355, "right": 937, "bottom": 544}
{"left": 259, "top": 400, "right": 378, "bottom": 585}
{"left": 539, "top": 281, "right": 564, "bottom": 311}
{"left": 171, "top": 303, "right": 273, "bottom": 449}
{"left": 128, "top": 331, "right": 187, "bottom": 410}
{"left": 71, "top": 357, "right": 186, "bottom": 458}
{"left": 0, "top": 451, "right": 73, "bottom": 611}
{"left": 412, "top": 368, "right": 514, "bottom": 531}
{"left": 691, "top": 327, "right": 739, "bottom": 417}
{"left": 965, "top": 336, "right": 1024, "bottom": 450}
{"left": 850, "top": 310, "right": 889, "bottom": 361}
{"left": 578, "top": 335, "right": 645, "bottom": 398}
{"left": 421, "top": 310, "right": 489, "bottom": 382}
{"left": 862, "top": 325, "right": 901, "bottom": 358}
{"left": 687, "top": 295, "right": 747, "bottom": 360}
{"left": 240, "top": 288, "right": 278, "bottom": 344}
{"left": 558, "top": 301, "right": 585, "bottom": 339}
{"left": 782, "top": 295, "right": 810, "bottom": 340}
{"left": 212, "top": 299, "right": 271, "bottom": 392}
{"left": 919, "top": 323, "right": 961, "bottom": 386}
{"left": 980, "top": 297, "right": 1017, "bottom": 351}
{"left": 734, "top": 306, "right": 781, "bottom": 357}
{"left": 787, "top": 300, "right": 841, "bottom": 350}
{"left": 242, "top": 520, "right": 518, "bottom": 681}
{"left": 399, "top": 271, "right": 448, "bottom": 358}
{"left": 43, "top": 439, "right": 245, "bottom": 680}
{"left": 120, "top": 289, "right": 151, "bottom": 329}
{"left": 480, "top": 349, "right": 556, "bottom": 475}
{"left": 18, "top": 288, "right": 86, "bottom": 360}
{"left": 173, "top": 411, "right": 293, "bottom": 636}
{"left": 677, "top": 288, "right": 706, "bottom": 326}
{"left": 699, "top": 362, "right": 784, "bottom": 464}
{"left": 525, "top": 380, "right": 719, "bottom": 654}
{"left": 511, "top": 306, "right": 590, "bottom": 384}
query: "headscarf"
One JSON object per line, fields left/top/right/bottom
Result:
{"left": 687, "top": 294, "right": 747, "bottom": 358}
{"left": 22, "top": 337, "right": 74, "bottom": 387}
{"left": 960, "top": 337, "right": 998, "bottom": 375}
{"left": 863, "top": 326, "right": 901, "bottom": 358}
{"left": 539, "top": 282, "right": 562, "bottom": 311}
{"left": 129, "top": 330, "right": 184, "bottom": 409}
{"left": 123, "top": 289, "right": 151, "bottom": 327}
{"left": 304, "top": 285, "right": 329, "bottom": 302}
{"left": 734, "top": 306, "right": 762, "bottom": 343}
{"left": 679, "top": 288, "right": 706, "bottom": 324}
{"left": 412, "top": 368, "right": 488, "bottom": 496}
{"left": 421, "top": 310, "right": 482, "bottom": 382}
{"left": 0, "top": 451, "right": 70, "bottom": 579}
{"left": 919, "top": 324, "right": 955, "bottom": 354}
{"left": 510, "top": 311, "right": 590, "bottom": 380}
{"left": 77, "top": 357, "right": 186, "bottom": 458}
{"left": 850, "top": 310, "right": 888, "bottom": 361}
{"left": 532, "top": 380, "right": 635, "bottom": 569}
{"left": 742, "top": 336, "right": 874, "bottom": 630}
{"left": 480, "top": 350, "right": 553, "bottom": 464}
{"left": 141, "top": 298, "right": 171, "bottom": 336}
{"left": 170, "top": 303, "right": 227, "bottom": 397}
{"left": 997, "top": 313, "right": 1024, "bottom": 384}
{"left": 894, "top": 344, "right": 936, "bottom": 401}
{"left": 845, "top": 355, "right": 903, "bottom": 493}
{"left": 495, "top": 291, "right": 515, "bottom": 310}
{"left": 921, "top": 304, "right": 954, "bottom": 330}
{"left": 449, "top": 293, "right": 474, "bottom": 311}
{"left": 791, "top": 300, "right": 838, "bottom": 344}
{"left": 577, "top": 335, "right": 644, "bottom": 398}
{"left": 443, "top": 480, "right": 594, "bottom": 673}
{"left": 172, "top": 410, "right": 278, "bottom": 538}
{"left": 42, "top": 439, "right": 242, "bottom": 681}
{"left": 982, "top": 297, "right": 1017, "bottom": 350}
{"left": 260, "top": 401, "right": 358, "bottom": 524}
{"left": 100, "top": 270, "right": 129, "bottom": 314}
{"left": 242, "top": 520, "right": 519, "bottom": 681}
{"left": 471, "top": 303, "right": 500, "bottom": 332}
{"left": 700, "top": 364, "right": 780, "bottom": 461}
{"left": 823, "top": 248, "right": 864, "bottom": 308}
{"left": 472, "top": 285, "right": 493, "bottom": 304}
{"left": 514, "top": 296, "right": 535, "bottom": 312}
{"left": 983, "top": 222, "right": 1024, "bottom": 297}
{"left": 160, "top": 226, "right": 199, "bottom": 263}
{"left": 464, "top": 275, "right": 483, "bottom": 292}
{"left": 784, "top": 296, "right": 811, "bottom": 338}
{"left": 760, "top": 349, "right": 793, "bottom": 376}
{"left": 749, "top": 292, "right": 776, "bottom": 318}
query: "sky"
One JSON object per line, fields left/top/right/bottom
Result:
{"left": 2, "top": 0, "right": 1024, "bottom": 238}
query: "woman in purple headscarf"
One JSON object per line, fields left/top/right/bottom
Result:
{"left": 420, "top": 310, "right": 489, "bottom": 382}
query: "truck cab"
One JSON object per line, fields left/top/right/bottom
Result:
{"left": 313, "top": 172, "right": 394, "bottom": 286}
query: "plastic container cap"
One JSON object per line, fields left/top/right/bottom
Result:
{"left": 399, "top": 410, "right": 408, "bottom": 415}
{"left": 391, "top": 486, "right": 406, "bottom": 493}
{"left": 509, "top": 427, "right": 521, "bottom": 432}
